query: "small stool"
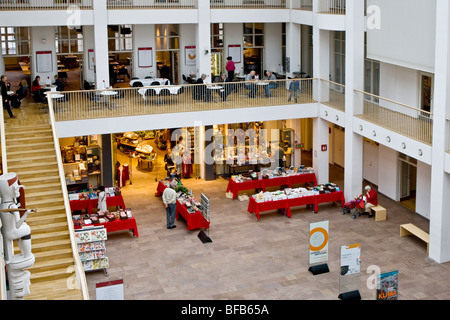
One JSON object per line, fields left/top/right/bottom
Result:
{"left": 371, "top": 205, "right": 386, "bottom": 221}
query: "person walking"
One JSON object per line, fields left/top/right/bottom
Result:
{"left": 162, "top": 180, "right": 178, "bottom": 229}
{"left": 1, "top": 75, "right": 15, "bottom": 119}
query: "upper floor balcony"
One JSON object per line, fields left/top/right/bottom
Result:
{"left": 0, "top": 0, "right": 93, "bottom": 10}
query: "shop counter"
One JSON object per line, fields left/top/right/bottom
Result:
{"left": 69, "top": 195, "right": 126, "bottom": 214}
{"left": 227, "top": 173, "right": 317, "bottom": 199}
{"left": 156, "top": 181, "right": 210, "bottom": 231}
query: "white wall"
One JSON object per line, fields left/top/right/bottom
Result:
{"left": 377, "top": 144, "right": 399, "bottom": 201}
{"left": 224, "top": 23, "right": 244, "bottom": 76}
{"left": 367, "top": 0, "right": 436, "bottom": 73}
{"left": 83, "top": 25, "right": 95, "bottom": 84}
{"left": 363, "top": 140, "right": 379, "bottom": 186}
{"left": 30, "top": 26, "right": 58, "bottom": 85}
{"left": 416, "top": 160, "right": 431, "bottom": 219}
{"left": 264, "top": 23, "right": 282, "bottom": 74}
{"left": 180, "top": 24, "right": 197, "bottom": 78}
{"left": 133, "top": 24, "right": 157, "bottom": 80}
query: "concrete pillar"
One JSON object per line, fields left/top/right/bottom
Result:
{"left": 429, "top": 0, "right": 450, "bottom": 263}
{"left": 92, "top": 0, "right": 109, "bottom": 88}
{"left": 285, "top": 22, "right": 301, "bottom": 78}
{"left": 30, "top": 26, "right": 57, "bottom": 84}
{"left": 133, "top": 24, "right": 156, "bottom": 80}
{"left": 343, "top": 0, "right": 365, "bottom": 201}
{"left": 82, "top": 25, "right": 95, "bottom": 85}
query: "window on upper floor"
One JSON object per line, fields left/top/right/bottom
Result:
{"left": 333, "top": 31, "right": 345, "bottom": 85}
{"left": 243, "top": 23, "right": 264, "bottom": 48}
{"left": 0, "top": 27, "right": 30, "bottom": 56}
{"left": 211, "top": 23, "right": 224, "bottom": 49}
{"left": 55, "top": 26, "right": 83, "bottom": 54}
{"left": 108, "top": 25, "right": 133, "bottom": 52}
{"left": 155, "top": 24, "right": 179, "bottom": 51}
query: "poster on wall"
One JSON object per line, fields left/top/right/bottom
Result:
{"left": 185, "top": 46, "right": 196, "bottom": 66}
{"left": 340, "top": 243, "right": 361, "bottom": 276}
{"left": 36, "top": 51, "right": 53, "bottom": 73}
{"left": 377, "top": 270, "right": 399, "bottom": 300}
{"left": 138, "top": 47, "right": 153, "bottom": 68}
{"left": 309, "top": 220, "right": 329, "bottom": 265}
{"left": 88, "top": 49, "right": 95, "bottom": 70}
{"left": 228, "top": 44, "right": 241, "bottom": 63}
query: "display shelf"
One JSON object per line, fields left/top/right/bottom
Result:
{"left": 74, "top": 226, "right": 109, "bottom": 275}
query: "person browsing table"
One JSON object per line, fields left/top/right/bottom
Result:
{"left": 162, "top": 180, "right": 178, "bottom": 229}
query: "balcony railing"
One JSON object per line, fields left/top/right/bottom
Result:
{"left": 354, "top": 89, "right": 433, "bottom": 146}
{"left": 107, "top": 0, "right": 196, "bottom": 9}
{"left": 210, "top": 0, "right": 287, "bottom": 9}
{"left": 49, "top": 78, "right": 315, "bottom": 122}
{"left": 317, "top": 0, "right": 345, "bottom": 14}
{"left": 318, "top": 79, "right": 345, "bottom": 111}
{"left": 0, "top": 0, "right": 93, "bottom": 10}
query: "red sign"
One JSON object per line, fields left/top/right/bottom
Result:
{"left": 321, "top": 145, "right": 327, "bottom": 152}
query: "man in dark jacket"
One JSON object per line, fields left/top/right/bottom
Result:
{"left": 1, "top": 75, "right": 15, "bottom": 118}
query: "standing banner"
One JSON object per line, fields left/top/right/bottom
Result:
{"left": 338, "top": 243, "right": 361, "bottom": 300}
{"left": 96, "top": 279, "right": 124, "bottom": 300}
{"left": 377, "top": 270, "right": 399, "bottom": 300}
{"left": 185, "top": 46, "right": 196, "bottom": 66}
{"left": 308, "top": 220, "right": 329, "bottom": 275}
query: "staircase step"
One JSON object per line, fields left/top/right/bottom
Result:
{"left": 8, "top": 154, "right": 57, "bottom": 163}
{"left": 19, "top": 175, "right": 60, "bottom": 184}
{"left": 33, "top": 247, "right": 73, "bottom": 260}
{"left": 6, "top": 141, "right": 55, "bottom": 149}
{"left": 26, "top": 278, "right": 83, "bottom": 300}
{"left": 12, "top": 167, "right": 59, "bottom": 176}
{"left": 29, "top": 256, "right": 75, "bottom": 271}
{"left": 29, "top": 266, "right": 75, "bottom": 283}
{"left": 6, "top": 148, "right": 56, "bottom": 156}
{"left": 30, "top": 221, "right": 69, "bottom": 234}
{"left": 6, "top": 135, "right": 53, "bottom": 143}
{"left": 29, "top": 230, "right": 70, "bottom": 244}
{"left": 30, "top": 239, "right": 72, "bottom": 253}
{"left": 26, "top": 189, "right": 63, "bottom": 198}
{"left": 26, "top": 182, "right": 62, "bottom": 190}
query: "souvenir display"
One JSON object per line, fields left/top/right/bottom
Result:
{"left": 231, "top": 166, "right": 314, "bottom": 183}
{"left": 252, "top": 183, "right": 340, "bottom": 203}
{"left": 75, "top": 226, "right": 109, "bottom": 272}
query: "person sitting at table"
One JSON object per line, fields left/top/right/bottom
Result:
{"left": 245, "top": 70, "right": 257, "bottom": 98}
{"left": 1, "top": 75, "right": 15, "bottom": 118}
{"left": 288, "top": 76, "right": 300, "bottom": 103}
{"left": 215, "top": 74, "right": 233, "bottom": 101}
{"left": 193, "top": 74, "right": 211, "bottom": 102}
{"left": 263, "top": 70, "right": 278, "bottom": 98}
{"left": 16, "top": 79, "right": 28, "bottom": 101}
{"left": 31, "top": 76, "right": 47, "bottom": 103}
{"left": 53, "top": 75, "right": 64, "bottom": 91}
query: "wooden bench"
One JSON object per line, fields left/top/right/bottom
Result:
{"left": 371, "top": 205, "right": 387, "bottom": 221}
{"left": 400, "top": 223, "right": 429, "bottom": 254}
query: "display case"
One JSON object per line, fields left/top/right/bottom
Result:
{"left": 87, "top": 145, "right": 101, "bottom": 189}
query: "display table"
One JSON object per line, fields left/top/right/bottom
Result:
{"left": 226, "top": 173, "right": 317, "bottom": 199}
{"left": 247, "top": 191, "right": 345, "bottom": 220}
{"left": 69, "top": 195, "right": 126, "bottom": 214}
{"left": 156, "top": 181, "right": 210, "bottom": 231}
{"left": 74, "top": 217, "right": 138, "bottom": 237}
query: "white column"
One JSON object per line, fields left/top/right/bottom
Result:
{"left": 429, "top": 0, "right": 450, "bottom": 263}
{"left": 196, "top": 0, "right": 211, "bottom": 82}
{"left": 312, "top": 18, "right": 330, "bottom": 184}
{"left": 343, "top": 0, "right": 365, "bottom": 201}
{"left": 92, "top": 0, "right": 109, "bottom": 88}
{"left": 286, "top": 119, "right": 302, "bottom": 167}
{"left": 285, "top": 22, "right": 301, "bottom": 78}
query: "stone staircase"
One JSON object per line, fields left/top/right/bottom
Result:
{"left": 4, "top": 123, "right": 84, "bottom": 300}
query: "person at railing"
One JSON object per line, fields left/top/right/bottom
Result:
{"left": 193, "top": 74, "right": 211, "bottom": 102}
{"left": 263, "top": 70, "right": 278, "bottom": 98}
{"left": 31, "top": 76, "right": 47, "bottom": 104}
{"left": 245, "top": 70, "right": 257, "bottom": 98}
{"left": 288, "top": 76, "right": 300, "bottom": 103}
{"left": 225, "top": 56, "right": 236, "bottom": 92}
{"left": 1, "top": 75, "right": 16, "bottom": 118}
{"left": 215, "top": 74, "right": 233, "bottom": 102}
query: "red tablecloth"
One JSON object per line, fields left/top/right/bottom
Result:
{"left": 247, "top": 191, "right": 345, "bottom": 220}
{"left": 74, "top": 217, "right": 139, "bottom": 237}
{"left": 69, "top": 195, "right": 126, "bottom": 214}
{"left": 226, "top": 173, "right": 317, "bottom": 199}
{"left": 156, "top": 181, "right": 210, "bottom": 231}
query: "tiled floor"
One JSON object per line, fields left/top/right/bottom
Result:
{"left": 84, "top": 148, "right": 450, "bottom": 301}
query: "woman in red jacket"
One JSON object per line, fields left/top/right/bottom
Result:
{"left": 364, "top": 185, "right": 378, "bottom": 217}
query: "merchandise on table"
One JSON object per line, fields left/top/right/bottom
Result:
{"left": 231, "top": 166, "right": 314, "bottom": 183}
{"left": 72, "top": 208, "right": 133, "bottom": 227}
{"left": 252, "top": 183, "right": 340, "bottom": 203}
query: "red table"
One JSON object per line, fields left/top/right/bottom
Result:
{"left": 226, "top": 173, "right": 317, "bottom": 199}
{"left": 247, "top": 191, "right": 345, "bottom": 220}
{"left": 74, "top": 217, "right": 139, "bottom": 237}
{"left": 69, "top": 195, "right": 126, "bottom": 214}
{"left": 156, "top": 181, "right": 210, "bottom": 231}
